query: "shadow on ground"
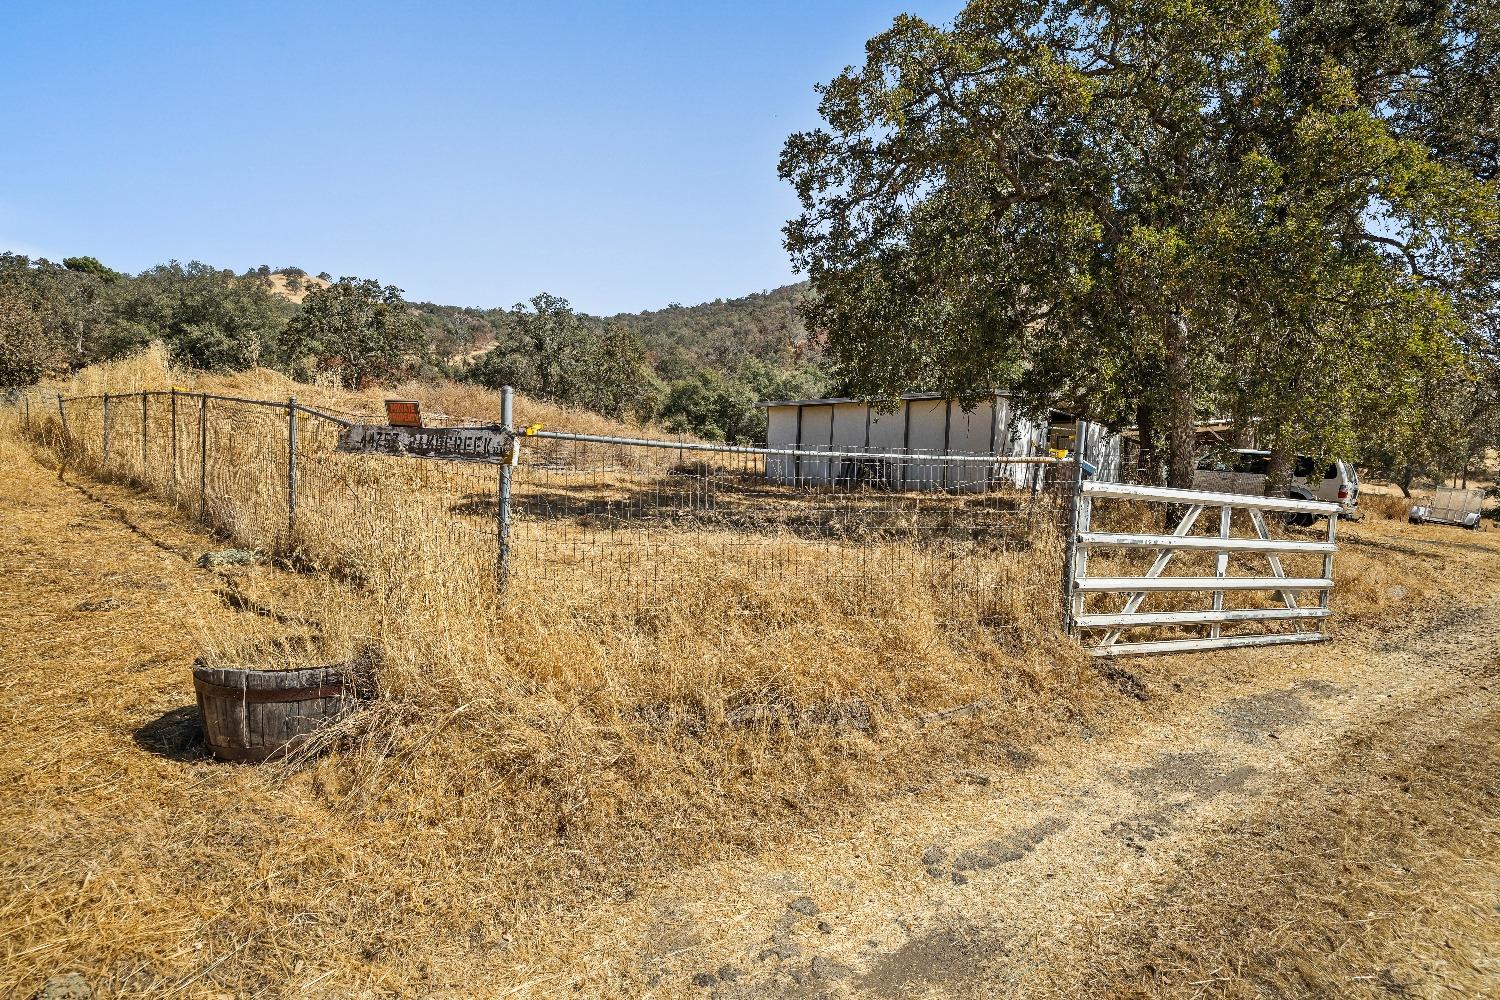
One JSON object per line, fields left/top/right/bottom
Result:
{"left": 133, "top": 705, "right": 207, "bottom": 762}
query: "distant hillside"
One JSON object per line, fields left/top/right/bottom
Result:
{"left": 603, "top": 283, "right": 816, "bottom": 369}
{"left": 409, "top": 282, "right": 819, "bottom": 373}
{"left": 265, "top": 270, "right": 329, "bottom": 304}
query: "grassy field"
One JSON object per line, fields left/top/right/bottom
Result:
{"left": 3, "top": 349, "right": 1490, "bottom": 998}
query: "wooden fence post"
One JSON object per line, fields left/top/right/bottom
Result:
{"left": 102, "top": 393, "right": 111, "bottom": 465}
{"left": 140, "top": 392, "right": 148, "bottom": 482}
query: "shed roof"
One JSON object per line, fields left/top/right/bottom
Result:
{"left": 758, "top": 390, "right": 1009, "bottom": 409}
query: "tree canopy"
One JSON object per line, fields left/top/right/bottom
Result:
{"left": 280, "top": 278, "right": 429, "bottom": 389}
{"left": 781, "top": 0, "right": 1500, "bottom": 486}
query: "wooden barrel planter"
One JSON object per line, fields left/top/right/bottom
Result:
{"left": 193, "top": 662, "right": 357, "bottom": 763}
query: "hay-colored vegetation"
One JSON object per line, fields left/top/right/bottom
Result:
{"left": 4, "top": 348, "right": 1097, "bottom": 995}
{"left": 3, "top": 346, "right": 1482, "bottom": 997}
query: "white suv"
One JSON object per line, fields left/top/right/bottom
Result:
{"left": 1194, "top": 449, "right": 1359, "bottom": 520}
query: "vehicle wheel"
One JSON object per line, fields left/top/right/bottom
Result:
{"left": 1287, "top": 511, "right": 1316, "bottom": 529}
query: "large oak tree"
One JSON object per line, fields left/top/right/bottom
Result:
{"left": 781, "top": 0, "right": 1498, "bottom": 487}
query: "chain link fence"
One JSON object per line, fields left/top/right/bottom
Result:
{"left": 15, "top": 387, "right": 1071, "bottom": 633}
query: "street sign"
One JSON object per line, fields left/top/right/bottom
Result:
{"left": 337, "top": 424, "right": 518, "bottom": 464}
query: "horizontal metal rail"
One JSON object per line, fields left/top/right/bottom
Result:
{"left": 1078, "top": 532, "right": 1336, "bottom": 553}
{"left": 531, "top": 428, "right": 1060, "bottom": 465}
{"left": 1091, "top": 632, "right": 1327, "bottom": 658}
{"left": 1081, "top": 480, "right": 1339, "bottom": 514}
{"left": 47, "top": 388, "right": 355, "bottom": 428}
{"left": 1076, "top": 576, "right": 1332, "bottom": 593}
{"left": 1074, "top": 607, "right": 1331, "bottom": 628}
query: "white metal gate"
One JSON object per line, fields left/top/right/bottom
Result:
{"left": 1066, "top": 481, "right": 1340, "bottom": 657}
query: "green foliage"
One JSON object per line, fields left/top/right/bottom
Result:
{"left": 466, "top": 294, "right": 655, "bottom": 420}
{"left": 281, "top": 277, "right": 429, "bottom": 389}
{"left": 0, "top": 253, "right": 128, "bottom": 385}
{"left": 62, "top": 256, "right": 124, "bottom": 283}
{"left": 654, "top": 359, "right": 823, "bottom": 443}
{"left": 114, "top": 262, "right": 293, "bottom": 372}
{"left": 780, "top": 0, "right": 1500, "bottom": 487}
{"left": 604, "top": 284, "right": 818, "bottom": 370}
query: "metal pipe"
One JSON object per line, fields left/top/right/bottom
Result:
{"left": 1091, "top": 632, "right": 1327, "bottom": 658}
{"left": 289, "top": 402, "right": 354, "bottom": 427}
{"left": 497, "top": 385, "right": 514, "bottom": 592}
{"left": 526, "top": 428, "right": 1056, "bottom": 465}
{"left": 199, "top": 394, "right": 208, "bottom": 523}
{"left": 170, "top": 388, "right": 179, "bottom": 501}
{"left": 1076, "top": 576, "right": 1333, "bottom": 593}
{"left": 1061, "top": 422, "right": 1089, "bottom": 635}
{"left": 286, "top": 395, "right": 298, "bottom": 544}
{"left": 1076, "top": 606, "right": 1331, "bottom": 628}
{"left": 1082, "top": 480, "right": 1339, "bottom": 513}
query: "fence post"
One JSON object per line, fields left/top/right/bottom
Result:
{"left": 102, "top": 393, "right": 111, "bottom": 466}
{"left": 1061, "top": 422, "right": 1090, "bottom": 636}
{"left": 57, "top": 395, "right": 68, "bottom": 438}
{"left": 286, "top": 395, "right": 298, "bottom": 544}
{"left": 140, "top": 392, "right": 148, "bottom": 482}
{"left": 199, "top": 394, "right": 209, "bottom": 524}
{"left": 170, "top": 388, "right": 179, "bottom": 501}
{"left": 497, "top": 385, "right": 514, "bottom": 592}
{"left": 23, "top": 393, "right": 29, "bottom": 426}
{"left": 1211, "top": 503, "right": 1231, "bottom": 639}
{"left": 1319, "top": 511, "right": 1338, "bottom": 626}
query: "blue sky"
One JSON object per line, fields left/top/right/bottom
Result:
{"left": 1, "top": 1, "right": 956, "bottom": 314}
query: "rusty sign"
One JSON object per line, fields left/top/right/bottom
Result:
{"left": 337, "top": 424, "right": 518, "bottom": 464}
{"left": 384, "top": 399, "right": 422, "bottom": 427}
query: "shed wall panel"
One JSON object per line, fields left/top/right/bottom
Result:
{"left": 797, "top": 405, "right": 834, "bottom": 484}
{"left": 830, "top": 402, "right": 870, "bottom": 485}
{"left": 946, "top": 397, "right": 995, "bottom": 490}
{"left": 905, "top": 399, "right": 949, "bottom": 490}
{"left": 765, "top": 405, "right": 800, "bottom": 483}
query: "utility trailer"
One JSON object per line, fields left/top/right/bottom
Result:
{"left": 1409, "top": 486, "right": 1484, "bottom": 530}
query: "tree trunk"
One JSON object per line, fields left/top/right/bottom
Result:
{"left": 1163, "top": 314, "right": 1197, "bottom": 489}
{"left": 1266, "top": 447, "right": 1293, "bottom": 497}
{"left": 1134, "top": 401, "right": 1161, "bottom": 485}
{"left": 1399, "top": 466, "right": 1414, "bottom": 498}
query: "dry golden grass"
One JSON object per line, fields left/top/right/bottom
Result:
{"left": 8, "top": 345, "right": 1489, "bottom": 997}
{"left": 3, "top": 348, "right": 1100, "bottom": 995}
{"left": 1358, "top": 491, "right": 1415, "bottom": 521}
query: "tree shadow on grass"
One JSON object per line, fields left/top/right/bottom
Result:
{"left": 133, "top": 705, "right": 209, "bottom": 762}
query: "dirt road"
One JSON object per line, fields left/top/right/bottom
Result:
{"left": 2, "top": 438, "right": 1497, "bottom": 999}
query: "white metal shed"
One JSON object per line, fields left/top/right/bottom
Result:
{"left": 760, "top": 392, "right": 1062, "bottom": 491}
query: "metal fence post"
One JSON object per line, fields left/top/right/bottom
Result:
{"left": 497, "top": 385, "right": 514, "bottom": 592}
{"left": 1061, "top": 422, "right": 1090, "bottom": 635}
{"left": 286, "top": 395, "right": 298, "bottom": 544}
{"left": 1319, "top": 511, "right": 1338, "bottom": 626}
{"left": 199, "top": 394, "right": 209, "bottom": 524}
{"left": 170, "top": 388, "right": 179, "bottom": 501}
{"left": 140, "top": 392, "right": 148, "bottom": 482}
{"left": 102, "top": 393, "right": 111, "bottom": 466}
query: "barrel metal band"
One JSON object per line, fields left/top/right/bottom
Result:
{"left": 193, "top": 677, "right": 347, "bottom": 703}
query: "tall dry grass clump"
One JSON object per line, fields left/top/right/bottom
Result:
{"left": 17, "top": 345, "right": 1093, "bottom": 896}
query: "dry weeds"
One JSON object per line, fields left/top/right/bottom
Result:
{"left": 3, "top": 347, "right": 1488, "bottom": 997}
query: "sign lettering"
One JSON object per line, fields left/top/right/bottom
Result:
{"left": 337, "top": 424, "right": 519, "bottom": 464}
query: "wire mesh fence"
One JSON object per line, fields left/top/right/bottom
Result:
{"left": 15, "top": 387, "right": 1072, "bottom": 634}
